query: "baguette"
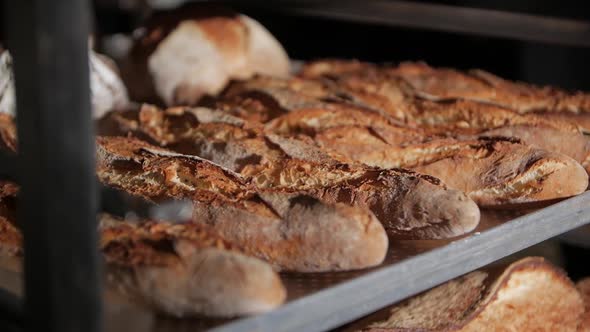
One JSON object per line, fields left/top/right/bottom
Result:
{"left": 97, "top": 136, "right": 389, "bottom": 271}
{"left": 390, "top": 61, "right": 590, "bottom": 132}
{"left": 314, "top": 127, "right": 588, "bottom": 206}
{"left": 99, "top": 107, "right": 480, "bottom": 239}
{"left": 120, "top": 5, "right": 289, "bottom": 106}
{"left": 0, "top": 113, "right": 387, "bottom": 272}
{"left": 357, "top": 257, "right": 584, "bottom": 332}
{"left": 301, "top": 59, "right": 590, "bottom": 131}
{"left": 212, "top": 82, "right": 590, "bottom": 205}
{"left": 0, "top": 206, "right": 287, "bottom": 317}
{"left": 578, "top": 278, "right": 590, "bottom": 332}
{"left": 297, "top": 60, "right": 590, "bottom": 168}
{"left": 99, "top": 215, "right": 286, "bottom": 317}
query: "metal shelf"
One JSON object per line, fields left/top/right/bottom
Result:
{"left": 2, "top": 192, "right": 588, "bottom": 332}
{"left": 208, "top": 192, "right": 590, "bottom": 332}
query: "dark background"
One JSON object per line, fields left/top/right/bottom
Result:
{"left": 93, "top": 0, "right": 590, "bottom": 90}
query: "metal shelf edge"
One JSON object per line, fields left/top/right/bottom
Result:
{"left": 211, "top": 191, "right": 590, "bottom": 332}
{"left": 148, "top": 0, "right": 590, "bottom": 47}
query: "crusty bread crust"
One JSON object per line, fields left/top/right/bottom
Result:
{"left": 361, "top": 257, "right": 584, "bottom": 332}
{"left": 97, "top": 136, "right": 389, "bottom": 271}
{"left": 100, "top": 216, "right": 286, "bottom": 317}
{"left": 298, "top": 60, "right": 590, "bottom": 166}
{"left": 0, "top": 197, "right": 287, "bottom": 317}
{"left": 577, "top": 278, "right": 590, "bottom": 332}
{"left": 391, "top": 61, "right": 590, "bottom": 117}
{"left": 210, "top": 78, "right": 590, "bottom": 205}
{"left": 99, "top": 106, "right": 480, "bottom": 239}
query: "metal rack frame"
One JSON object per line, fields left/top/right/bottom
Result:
{"left": 0, "top": 1, "right": 589, "bottom": 332}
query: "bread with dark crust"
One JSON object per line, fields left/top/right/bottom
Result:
{"left": 301, "top": 59, "right": 590, "bottom": 131}
{"left": 96, "top": 136, "right": 389, "bottom": 271}
{"left": 98, "top": 107, "right": 481, "bottom": 239}
{"left": 357, "top": 257, "right": 584, "bottom": 332}
{"left": 0, "top": 112, "right": 388, "bottom": 272}
{"left": 390, "top": 61, "right": 590, "bottom": 130}
{"left": 297, "top": 60, "right": 590, "bottom": 168}
{"left": 208, "top": 79, "right": 590, "bottom": 205}
{"left": 0, "top": 208, "right": 287, "bottom": 317}
{"left": 99, "top": 215, "right": 285, "bottom": 317}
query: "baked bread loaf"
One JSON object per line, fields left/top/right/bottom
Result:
{"left": 0, "top": 113, "right": 387, "bottom": 272}
{"left": 96, "top": 136, "right": 389, "bottom": 271}
{"left": 121, "top": 5, "right": 289, "bottom": 106}
{"left": 0, "top": 205, "right": 287, "bottom": 317}
{"left": 389, "top": 61, "right": 590, "bottom": 132}
{"left": 99, "top": 106, "right": 480, "bottom": 239}
{"left": 577, "top": 278, "right": 590, "bottom": 332}
{"left": 210, "top": 80, "right": 589, "bottom": 205}
{"left": 356, "top": 257, "right": 584, "bottom": 332}
{"left": 99, "top": 215, "right": 286, "bottom": 317}
{"left": 297, "top": 60, "right": 590, "bottom": 169}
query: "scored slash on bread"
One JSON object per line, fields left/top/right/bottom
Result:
{"left": 0, "top": 113, "right": 388, "bottom": 272}
{"left": 389, "top": 61, "right": 590, "bottom": 131}
{"left": 0, "top": 178, "right": 287, "bottom": 317}
{"left": 0, "top": 204, "right": 287, "bottom": 317}
{"left": 297, "top": 60, "right": 590, "bottom": 169}
{"left": 300, "top": 59, "right": 590, "bottom": 132}
{"left": 99, "top": 214, "right": 285, "bottom": 317}
{"left": 97, "top": 136, "right": 389, "bottom": 271}
{"left": 207, "top": 78, "right": 589, "bottom": 205}
{"left": 355, "top": 257, "right": 585, "bottom": 332}
{"left": 98, "top": 106, "right": 480, "bottom": 239}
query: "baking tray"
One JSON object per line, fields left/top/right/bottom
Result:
{"left": 2, "top": 191, "right": 590, "bottom": 332}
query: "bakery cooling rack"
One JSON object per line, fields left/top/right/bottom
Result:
{"left": 0, "top": 1, "right": 589, "bottom": 332}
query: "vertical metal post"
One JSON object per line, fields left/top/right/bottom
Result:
{"left": 3, "top": 1, "right": 101, "bottom": 332}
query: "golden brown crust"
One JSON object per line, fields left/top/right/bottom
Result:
{"left": 360, "top": 257, "right": 584, "bottom": 332}
{"left": 97, "top": 135, "right": 389, "bottom": 271}
{"left": 210, "top": 77, "right": 590, "bottom": 205}
{"left": 0, "top": 204, "right": 286, "bottom": 317}
{"left": 100, "top": 214, "right": 286, "bottom": 317}
{"left": 577, "top": 278, "right": 590, "bottom": 332}
{"left": 298, "top": 60, "right": 590, "bottom": 164}
{"left": 99, "top": 107, "right": 480, "bottom": 239}
{"left": 390, "top": 61, "right": 590, "bottom": 117}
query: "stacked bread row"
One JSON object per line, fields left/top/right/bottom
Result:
{"left": 0, "top": 5, "right": 588, "bottom": 323}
